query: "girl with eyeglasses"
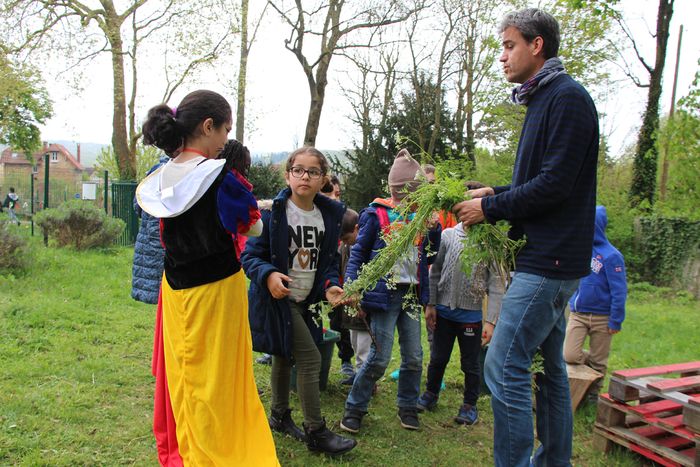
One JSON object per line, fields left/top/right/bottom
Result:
{"left": 242, "top": 147, "right": 357, "bottom": 456}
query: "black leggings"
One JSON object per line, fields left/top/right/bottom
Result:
{"left": 426, "top": 315, "right": 482, "bottom": 406}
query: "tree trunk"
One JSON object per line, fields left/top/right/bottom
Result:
{"left": 629, "top": 0, "right": 673, "bottom": 208}
{"left": 235, "top": 0, "right": 249, "bottom": 142}
{"left": 304, "top": 80, "right": 325, "bottom": 147}
{"left": 303, "top": 40, "right": 332, "bottom": 147}
{"left": 103, "top": 9, "right": 135, "bottom": 180}
{"left": 109, "top": 38, "right": 135, "bottom": 179}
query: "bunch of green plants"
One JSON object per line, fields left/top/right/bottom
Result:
{"left": 460, "top": 221, "right": 526, "bottom": 289}
{"left": 343, "top": 164, "right": 525, "bottom": 310}
{"left": 342, "top": 170, "right": 466, "bottom": 303}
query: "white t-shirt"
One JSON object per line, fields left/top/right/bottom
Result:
{"left": 286, "top": 199, "right": 325, "bottom": 302}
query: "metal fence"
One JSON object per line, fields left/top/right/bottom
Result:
{"left": 1, "top": 170, "right": 140, "bottom": 246}
{"left": 112, "top": 181, "right": 138, "bottom": 246}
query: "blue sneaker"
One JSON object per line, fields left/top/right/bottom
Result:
{"left": 416, "top": 390, "right": 439, "bottom": 412}
{"left": 455, "top": 404, "right": 478, "bottom": 425}
{"left": 390, "top": 369, "right": 400, "bottom": 380}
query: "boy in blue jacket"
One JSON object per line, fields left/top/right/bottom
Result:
{"left": 340, "top": 149, "right": 440, "bottom": 433}
{"left": 564, "top": 205, "right": 627, "bottom": 401}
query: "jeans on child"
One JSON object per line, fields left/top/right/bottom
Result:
{"left": 484, "top": 272, "right": 579, "bottom": 467}
{"left": 345, "top": 285, "right": 423, "bottom": 412}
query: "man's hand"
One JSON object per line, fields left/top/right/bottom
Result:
{"left": 424, "top": 305, "right": 437, "bottom": 332}
{"left": 325, "top": 286, "right": 344, "bottom": 306}
{"left": 452, "top": 186, "right": 494, "bottom": 227}
{"left": 453, "top": 198, "right": 485, "bottom": 226}
{"left": 467, "top": 187, "right": 495, "bottom": 198}
{"left": 607, "top": 327, "right": 620, "bottom": 335}
{"left": 482, "top": 322, "right": 495, "bottom": 347}
{"left": 266, "top": 272, "right": 292, "bottom": 299}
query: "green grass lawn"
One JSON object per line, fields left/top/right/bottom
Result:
{"left": 1, "top": 227, "right": 698, "bottom": 466}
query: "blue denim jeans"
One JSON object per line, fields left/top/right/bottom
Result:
{"left": 345, "top": 285, "right": 423, "bottom": 411}
{"left": 484, "top": 272, "right": 579, "bottom": 467}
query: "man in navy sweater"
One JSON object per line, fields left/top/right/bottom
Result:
{"left": 454, "top": 8, "right": 599, "bottom": 467}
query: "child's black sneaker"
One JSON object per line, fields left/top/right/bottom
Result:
{"left": 398, "top": 407, "right": 420, "bottom": 430}
{"left": 340, "top": 409, "right": 365, "bottom": 434}
{"left": 454, "top": 404, "right": 478, "bottom": 425}
{"left": 416, "top": 390, "right": 438, "bottom": 412}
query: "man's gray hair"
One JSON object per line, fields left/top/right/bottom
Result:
{"left": 499, "top": 8, "right": 560, "bottom": 59}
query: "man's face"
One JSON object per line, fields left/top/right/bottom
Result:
{"left": 500, "top": 26, "right": 542, "bottom": 84}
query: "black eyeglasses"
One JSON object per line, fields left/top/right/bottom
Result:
{"left": 289, "top": 166, "right": 324, "bottom": 179}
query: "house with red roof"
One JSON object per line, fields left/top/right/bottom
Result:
{"left": 0, "top": 142, "right": 86, "bottom": 210}
{"left": 1, "top": 142, "right": 85, "bottom": 181}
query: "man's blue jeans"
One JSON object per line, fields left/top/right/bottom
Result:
{"left": 345, "top": 285, "right": 423, "bottom": 412}
{"left": 485, "top": 272, "right": 579, "bottom": 467}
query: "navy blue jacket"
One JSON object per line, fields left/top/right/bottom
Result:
{"left": 131, "top": 156, "right": 169, "bottom": 304}
{"left": 242, "top": 188, "right": 345, "bottom": 358}
{"left": 344, "top": 199, "right": 441, "bottom": 312}
{"left": 482, "top": 73, "right": 599, "bottom": 280}
{"left": 569, "top": 206, "right": 627, "bottom": 330}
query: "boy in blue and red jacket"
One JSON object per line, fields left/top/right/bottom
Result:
{"left": 340, "top": 149, "right": 441, "bottom": 434}
{"left": 564, "top": 205, "right": 627, "bottom": 400}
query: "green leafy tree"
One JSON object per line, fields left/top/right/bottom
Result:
{"left": 653, "top": 67, "right": 700, "bottom": 219}
{"left": 336, "top": 136, "right": 395, "bottom": 211}
{"left": 0, "top": 53, "right": 52, "bottom": 156}
{"left": 247, "top": 162, "right": 285, "bottom": 200}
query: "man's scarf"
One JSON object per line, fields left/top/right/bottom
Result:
{"left": 511, "top": 57, "right": 566, "bottom": 105}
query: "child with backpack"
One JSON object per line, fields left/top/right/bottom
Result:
{"left": 340, "top": 149, "right": 441, "bottom": 433}
{"left": 4, "top": 187, "right": 20, "bottom": 225}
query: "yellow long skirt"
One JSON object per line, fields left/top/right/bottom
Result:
{"left": 161, "top": 270, "right": 279, "bottom": 466}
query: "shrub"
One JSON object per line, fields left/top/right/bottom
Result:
{"left": 635, "top": 216, "right": 700, "bottom": 296}
{"left": 34, "top": 200, "right": 125, "bottom": 250}
{"left": 0, "top": 227, "right": 29, "bottom": 272}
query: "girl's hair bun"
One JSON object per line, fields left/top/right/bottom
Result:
{"left": 142, "top": 104, "right": 182, "bottom": 155}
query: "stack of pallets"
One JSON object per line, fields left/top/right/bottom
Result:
{"left": 593, "top": 361, "right": 700, "bottom": 467}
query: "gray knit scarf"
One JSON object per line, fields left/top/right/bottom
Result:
{"left": 511, "top": 57, "right": 566, "bottom": 105}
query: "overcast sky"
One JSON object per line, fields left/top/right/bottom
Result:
{"left": 38, "top": 0, "right": 700, "bottom": 157}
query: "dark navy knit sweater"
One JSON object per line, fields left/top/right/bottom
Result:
{"left": 482, "top": 73, "right": 599, "bottom": 280}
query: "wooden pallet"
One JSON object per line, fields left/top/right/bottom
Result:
{"left": 593, "top": 361, "right": 700, "bottom": 467}
{"left": 608, "top": 361, "right": 700, "bottom": 434}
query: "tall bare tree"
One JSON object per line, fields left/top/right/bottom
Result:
{"left": 235, "top": 0, "right": 267, "bottom": 143}
{"left": 267, "top": 0, "right": 419, "bottom": 147}
{"left": 452, "top": 0, "right": 504, "bottom": 165}
{"left": 403, "top": 0, "right": 465, "bottom": 158}
{"left": 340, "top": 46, "right": 399, "bottom": 152}
{"left": 2, "top": 0, "right": 234, "bottom": 179}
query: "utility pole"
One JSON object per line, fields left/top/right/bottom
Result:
{"left": 659, "top": 24, "right": 683, "bottom": 202}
